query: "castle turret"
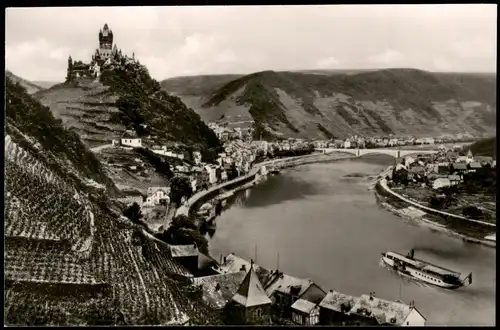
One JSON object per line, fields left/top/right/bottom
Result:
{"left": 98, "top": 23, "right": 114, "bottom": 63}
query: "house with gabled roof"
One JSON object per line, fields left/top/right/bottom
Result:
{"left": 224, "top": 261, "right": 272, "bottom": 325}
{"left": 319, "top": 290, "right": 359, "bottom": 325}
{"left": 263, "top": 270, "right": 318, "bottom": 319}
{"left": 290, "top": 282, "right": 327, "bottom": 325}
{"left": 347, "top": 293, "right": 426, "bottom": 326}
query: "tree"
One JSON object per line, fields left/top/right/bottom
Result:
{"left": 170, "top": 175, "right": 193, "bottom": 205}
{"left": 123, "top": 202, "right": 143, "bottom": 224}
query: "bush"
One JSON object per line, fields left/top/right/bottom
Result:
{"left": 462, "top": 206, "right": 483, "bottom": 218}
{"left": 123, "top": 202, "right": 143, "bottom": 224}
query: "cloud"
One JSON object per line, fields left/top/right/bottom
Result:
{"left": 5, "top": 5, "right": 497, "bottom": 81}
{"left": 451, "top": 38, "right": 496, "bottom": 60}
{"left": 367, "top": 49, "right": 404, "bottom": 65}
{"left": 315, "top": 56, "right": 340, "bottom": 69}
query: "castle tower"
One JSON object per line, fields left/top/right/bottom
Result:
{"left": 98, "top": 23, "right": 114, "bottom": 62}
{"left": 66, "top": 55, "right": 73, "bottom": 82}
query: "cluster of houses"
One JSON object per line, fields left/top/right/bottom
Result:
{"left": 208, "top": 122, "right": 254, "bottom": 142}
{"left": 313, "top": 133, "right": 477, "bottom": 150}
{"left": 190, "top": 253, "right": 427, "bottom": 326}
{"left": 392, "top": 148, "right": 495, "bottom": 190}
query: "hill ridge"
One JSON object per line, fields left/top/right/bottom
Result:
{"left": 161, "top": 68, "right": 496, "bottom": 140}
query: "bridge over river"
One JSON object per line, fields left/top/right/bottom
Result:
{"left": 316, "top": 148, "right": 438, "bottom": 159}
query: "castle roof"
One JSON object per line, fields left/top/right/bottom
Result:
{"left": 231, "top": 263, "right": 271, "bottom": 307}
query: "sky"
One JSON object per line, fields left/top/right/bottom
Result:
{"left": 5, "top": 4, "right": 497, "bottom": 82}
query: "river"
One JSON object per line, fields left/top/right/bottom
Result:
{"left": 206, "top": 155, "right": 495, "bottom": 326}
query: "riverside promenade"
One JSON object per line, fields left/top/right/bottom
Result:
{"left": 175, "top": 152, "right": 356, "bottom": 217}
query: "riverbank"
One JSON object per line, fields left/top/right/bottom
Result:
{"left": 175, "top": 152, "right": 358, "bottom": 218}
{"left": 374, "top": 168, "right": 496, "bottom": 248}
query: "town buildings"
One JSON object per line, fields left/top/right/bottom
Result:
{"left": 197, "top": 253, "right": 426, "bottom": 326}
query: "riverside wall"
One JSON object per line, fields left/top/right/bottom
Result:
{"left": 376, "top": 177, "right": 495, "bottom": 228}
{"left": 175, "top": 152, "right": 357, "bottom": 218}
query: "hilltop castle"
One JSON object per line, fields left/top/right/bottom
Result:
{"left": 66, "top": 23, "right": 136, "bottom": 82}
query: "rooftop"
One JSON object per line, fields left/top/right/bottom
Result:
{"left": 170, "top": 244, "right": 199, "bottom": 258}
{"left": 349, "top": 294, "right": 415, "bottom": 326}
{"left": 468, "top": 162, "right": 483, "bottom": 169}
{"left": 217, "top": 253, "right": 271, "bottom": 283}
{"left": 264, "top": 271, "right": 313, "bottom": 297}
{"left": 193, "top": 271, "right": 247, "bottom": 309}
{"left": 319, "top": 290, "right": 359, "bottom": 313}
{"left": 291, "top": 298, "right": 318, "bottom": 314}
{"left": 231, "top": 265, "right": 272, "bottom": 307}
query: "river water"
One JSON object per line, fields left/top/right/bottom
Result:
{"left": 207, "top": 155, "right": 495, "bottom": 326}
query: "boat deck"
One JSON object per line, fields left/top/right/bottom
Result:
{"left": 389, "top": 252, "right": 462, "bottom": 277}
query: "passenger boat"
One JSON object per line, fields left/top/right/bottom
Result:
{"left": 381, "top": 249, "right": 472, "bottom": 289}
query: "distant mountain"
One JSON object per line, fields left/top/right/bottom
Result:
{"left": 161, "top": 74, "right": 244, "bottom": 96}
{"left": 31, "top": 80, "right": 61, "bottom": 89}
{"left": 5, "top": 76, "right": 220, "bottom": 325}
{"left": 6, "top": 70, "right": 46, "bottom": 94}
{"left": 34, "top": 61, "right": 222, "bottom": 160}
{"left": 161, "top": 68, "right": 496, "bottom": 140}
{"left": 467, "top": 137, "right": 497, "bottom": 159}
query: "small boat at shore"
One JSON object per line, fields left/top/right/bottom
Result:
{"left": 381, "top": 249, "right": 472, "bottom": 289}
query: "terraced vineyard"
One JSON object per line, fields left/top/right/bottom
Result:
{"left": 5, "top": 77, "right": 221, "bottom": 325}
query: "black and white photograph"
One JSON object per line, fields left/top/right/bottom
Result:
{"left": 4, "top": 4, "right": 496, "bottom": 326}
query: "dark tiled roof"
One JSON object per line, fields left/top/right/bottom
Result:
{"left": 193, "top": 271, "right": 246, "bottom": 309}
{"left": 232, "top": 266, "right": 272, "bottom": 307}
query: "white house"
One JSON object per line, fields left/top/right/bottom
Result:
{"left": 121, "top": 131, "right": 142, "bottom": 148}
{"left": 190, "top": 178, "right": 197, "bottom": 193}
{"left": 205, "top": 165, "right": 217, "bottom": 184}
{"left": 193, "top": 151, "right": 202, "bottom": 165}
{"left": 344, "top": 140, "right": 351, "bottom": 149}
{"left": 145, "top": 187, "right": 170, "bottom": 205}
{"left": 433, "top": 178, "right": 451, "bottom": 190}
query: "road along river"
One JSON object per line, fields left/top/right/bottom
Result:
{"left": 206, "top": 155, "right": 495, "bottom": 326}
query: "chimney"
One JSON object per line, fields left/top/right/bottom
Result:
{"left": 223, "top": 256, "right": 227, "bottom": 264}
